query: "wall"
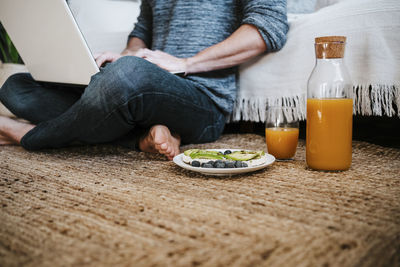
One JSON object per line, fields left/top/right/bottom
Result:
{"left": 68, "top": 0, "right": 140, "bottom": 53}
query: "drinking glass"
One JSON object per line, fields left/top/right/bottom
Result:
{"left": 265, "top": 106, "right": 299, "bottom": 160}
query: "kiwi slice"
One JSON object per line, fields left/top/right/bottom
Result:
{"left": 190, "top": 153, "right": 224, "bottom": 160}
{"left": 184, "top": 149, "right": 199, "bottom": 157}
{"left": 224, "top": 151, "right": 264, "bottom": 161}
{"left": 184, "top": 149, "right": 265, "bottom": 161}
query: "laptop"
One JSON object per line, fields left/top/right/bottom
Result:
{"left": 0, "top": 0, "right": 99, "bottom": 86}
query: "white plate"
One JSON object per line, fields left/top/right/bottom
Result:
{"left": 173, "top": 149, "right": 275, "bottom": 176}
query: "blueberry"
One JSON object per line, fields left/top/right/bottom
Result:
{"left": 202, "top": 161, "right": 214, "bottom": 167}
{"left": 224, "top": 150, "right": 232, "bottom": 155}
{"left": 242, "top": 162, "right": 248, "bottom": 167}
{"left": 234, "top": 161, "right": 243, "bottom": 168}
{"left": 225, "top": 162, "right": 235, "bottom": 168}
{"left": 191, "top": 161, "right": 200, "bottom": 167}
{"left": 213, "top": 160, "right": 223, "bottom": 166}
{"left": 214, "top": 162, "right": 226, "bottom": 168}
{"left": 202, "top": 163, "right": 214, "bottom": 168}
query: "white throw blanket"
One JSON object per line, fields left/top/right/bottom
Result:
{"left": 234, "top": 0, "right": 400, "bottom": 122}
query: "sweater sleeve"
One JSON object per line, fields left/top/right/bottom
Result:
{"left": 241, "top": 0, "right": 289, "bottom": 52}
{"left": 128, "top": 0, "right": 153, "bottom": 48}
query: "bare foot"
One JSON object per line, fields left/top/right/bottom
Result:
{"left": 139, "top": 125, "right": 181, "bottom": 160}
{"left": 0, "top": 132, "right": 15, "bottom": 145}
{"left": 0, "top": 116, "right": 35, "bottom": 145}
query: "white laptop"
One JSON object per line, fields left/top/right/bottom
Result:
{"left": 0, "top": 0, "right": 100, "bottom": 85}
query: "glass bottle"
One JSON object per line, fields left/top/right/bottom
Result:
{"left": 306, "top": 36, "right": 353, "bottom": 171}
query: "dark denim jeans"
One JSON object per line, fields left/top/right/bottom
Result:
{"left": 0, "top": 56, "right": 226, "bottom": 150}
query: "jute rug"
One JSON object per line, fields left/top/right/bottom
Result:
{"left": 0, "top": 134, "right": 399, "bottom": 267}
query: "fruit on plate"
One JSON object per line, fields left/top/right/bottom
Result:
{"left": 184, "top": 149, "right": 225, "bottom": 160}
{"left": 182, "top": 149, "right": 267, "bottom": 168}
{"left": 224, "top": 150, "right": 264, "bottom": 161}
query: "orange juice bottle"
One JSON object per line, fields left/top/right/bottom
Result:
{"left": 265, "top": 127, "right": 299, "bottom": 159}
{"left": 306, "top": 36, "right": 353, "bottom": 171}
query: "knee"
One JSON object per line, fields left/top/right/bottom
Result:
{"left": 110, "top": 56, "right": 161, "bottom": 84}
{"left": 86, "top": 56, "right": 160, "bottom": 100}
{"left": 102, "top": 56, "right": 152, "bottom": 80}
{"left": 113, "top": 56, "right": 171, "bottom": 97}
{"left": 0, "top": 73, "right": 32, "bottom": 103}
{"left": 111, "top": 56, "right": 150, "bottom": 72}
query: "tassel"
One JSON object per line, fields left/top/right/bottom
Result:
{"left": 231, "top": 84, "right": 400, "bottom": 122}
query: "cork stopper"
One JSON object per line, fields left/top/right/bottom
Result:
{"left": 315, "top": 36, "right": 346, "bottom": 59}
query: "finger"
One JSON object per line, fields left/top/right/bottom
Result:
{"left": 96, "top": 54, "right": 113, "bottom": 67}
{"left": 96, "top": 53, "right": 121, "bottom": 67}
{"left": 134, "top": 49, "right": 147, "bottom": 58}
{"left": 143, "top": 55, "right": 158, "bottom": 65}
{"left": 154, "top": 50, "right": 168, "bottom": 56}
{"left": 95, "top": 51, "right": 111, "bottom": 60}
{"left": 110, "top": 54, "right": 121, "bottom": 63}
{"left": 149, "top": 50, "right": 167, "bottom": 59}
{"left": 142, "top": 49, "right": 160, "bottom": 58}
{"left": 96, "top": 56, "right": 106, "bottom": 67}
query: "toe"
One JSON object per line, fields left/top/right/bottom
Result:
{"left": 154, "top": 143, "right": 164, "bottom": 152}
{"left": 161, "top": 143, "right": 168, "bottom": 150}
{"left": 165, "top": 146, "right": 173, "bottom": 154}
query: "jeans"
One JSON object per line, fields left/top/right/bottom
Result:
{"left": 0, "top": 56, "right": 227, "bottom": 150}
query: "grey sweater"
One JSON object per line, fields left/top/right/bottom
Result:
{"left": 129, "top": 0, "right": 288, "bottom": 115}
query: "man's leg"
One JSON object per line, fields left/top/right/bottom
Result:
{"left": 5, "top": 57, "right": 226, "bottom": 156}
{"left": 0, "top": 73, "right": 83, "bottom": 123}
{"left": 0, "top": 73, "right": 83, "bottom": 145}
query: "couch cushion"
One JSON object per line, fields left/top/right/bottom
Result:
{"left": 235, "top": 0, "right": 400, "bottom": 122}
{"left": 287, "top": 0, "right": 316, "bottom": 14}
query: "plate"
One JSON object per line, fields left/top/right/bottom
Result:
{"left": 173, "top": 149, "right": 275, "bottom": 176}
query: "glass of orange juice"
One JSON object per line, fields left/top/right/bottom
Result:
{"left": 265, "top": 106, "right": 299, "bottom": 160}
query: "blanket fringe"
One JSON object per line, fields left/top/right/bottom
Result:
{"left": 229, "top": 94, "right": 307, "bottom": 123}
{"left": 354, "top": 84, "right": 400, "bottom": 117}
{"left": 230, "top": 84, "right": 400, "bottom": 122}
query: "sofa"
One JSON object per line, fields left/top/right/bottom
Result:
{"left": 236, "top": 0, "right": 400, "bottom": 122}
{"left": 1, "top": 0, "right": 399, "bottom": 122}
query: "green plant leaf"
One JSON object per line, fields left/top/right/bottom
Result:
{"left": 0, "top": 22, "right": 22, "bottom": 63}
{"left": 10, "top": 48, "right": 17, "bottom": 62}
{"left": 6, "top": 35, "right": 13, "bottom": 51}
{"left": 0, "top": 44, "right": 9, "bottom": 62}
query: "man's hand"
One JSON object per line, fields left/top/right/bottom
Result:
{"left": 94, "top": 49, "right": 146, "bottom": 68}
{"left": 94, "top": 52, "right": 123, "bottom": 68}
{"left": 138, "top": 49, "right": 187, "bottom": 74}
{"left": 94, "top": 48, "right": 187, "bottom": 74}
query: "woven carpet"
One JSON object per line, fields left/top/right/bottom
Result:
{"left": 0, "top": 134, "right": 399, "bottom": 267}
